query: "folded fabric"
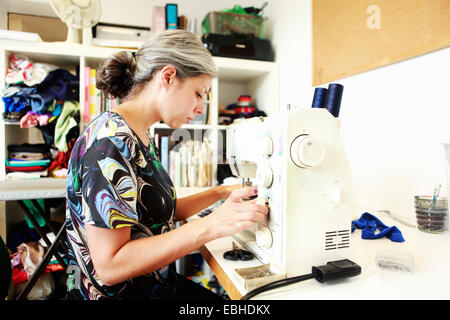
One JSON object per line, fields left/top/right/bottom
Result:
{"left": 55, "top": 101, "right": 79, "bottom": 152}
{"left": 5, "top": 170, "right": 48, "bottom": 180}
{"left": 8, "top": 143, "right": 51, "bottom": 154}
{"left": 351, "top": 212, "right": 405, "bottom": 242}
{"left": 6, "top": 165, "right": 49, "bottom": 172}
{"left": 6, "top": 159, "right": 51, "bottom": 167}
{"left": 9, "top": 152, "right": 50, "bottom": 160}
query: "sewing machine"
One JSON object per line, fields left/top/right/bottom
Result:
{"left": 226, "top": 108, "right": 353, "bottom": 277}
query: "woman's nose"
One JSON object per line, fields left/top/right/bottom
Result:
{"left": 194, "top": 101, "right": 205, "bottom": 114}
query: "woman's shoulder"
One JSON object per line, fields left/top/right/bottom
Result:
{"left": 83, "top": 112, "right": 139, "bottom": 150}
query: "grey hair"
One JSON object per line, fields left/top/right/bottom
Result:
{"left": 97, "top": 29, "right": 217, "bottom": 100}
{"left": 135, "top": 29, "right": 218, "bottom": 82}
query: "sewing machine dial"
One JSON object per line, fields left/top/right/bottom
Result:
{"left": 259, "top": 137, "right": 274, "bottom": 157}
{"left": 256, "top": 227, "right": 273, "bottom": 249}
{"left": 257, "top": 164, "right": 273, "bottom": 188}
{"left": 290, "top": 134, "right": 325, "bottom": 168}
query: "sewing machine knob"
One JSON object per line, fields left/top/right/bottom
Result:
{"left": 257, "top": 165, "right": 273, "bottom": 188}
{"left": 290, "top": 135, "right": 325, "bottom": 168}
{"left": 256, "top": 227, "right": 273, "bottom": 249}
{"left": 259, "top": 137, "right": 273, "bottom": 157}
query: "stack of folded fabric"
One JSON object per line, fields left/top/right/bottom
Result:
{"left": 5, "top": 143, "right": 52, "bottom": 180}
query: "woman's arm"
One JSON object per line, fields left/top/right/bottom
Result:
{"left": 86, "top": 216, "right": 212, "bottom": 286}
{"left": 87, "top": 186, "right": 267, "bottom": 286}
{"left": 175, "top": 184, "right": 241, "bottom": 221}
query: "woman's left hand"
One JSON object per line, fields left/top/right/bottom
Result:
{"left": 215, "top": 184, "right": 243, "bottom": 199}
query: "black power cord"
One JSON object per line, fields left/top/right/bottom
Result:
{"left": 240, "top": 259, "right": 361, "bottom": 300}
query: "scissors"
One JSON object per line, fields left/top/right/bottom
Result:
{"left": 223, "top": 242, "right": 254, "bottom": 261}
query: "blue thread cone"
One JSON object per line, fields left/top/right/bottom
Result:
{"left": 324, "top": 83, "right": 344, "bottom": 118}
{"left": 312, "top": 87, "right": 328, "bottom": 108}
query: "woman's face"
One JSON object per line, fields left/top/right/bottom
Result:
{"left": 160, "top": 71, "right": 212, "bottom": 129}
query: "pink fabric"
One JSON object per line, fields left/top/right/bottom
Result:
{"left": 20, "top": 112, "right": 38, "bottom": 128}
{"left": 20, "top": 112, "right": 51, "bottom": 128}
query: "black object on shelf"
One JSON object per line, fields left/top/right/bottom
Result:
{"left": 202, "top": 33, "right": 274, "bottom": 62}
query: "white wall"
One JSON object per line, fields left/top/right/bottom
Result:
{"left": 271, "top": 0, "right": 450, "bottom": 224}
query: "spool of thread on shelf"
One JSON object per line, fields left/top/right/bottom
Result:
{"left": 324, "top": 83, "right": 344, "bottom": 118}
{"left": 311, "top": 87, "right": 328, "bottom": 108}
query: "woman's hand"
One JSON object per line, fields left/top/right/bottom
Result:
{"left": 203, "top": 187, "right": 269, "bottom": 239}
{"left": 215, "top": 184, "right": 242, "bottom": 199}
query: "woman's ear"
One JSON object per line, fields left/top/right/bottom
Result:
{"left": 160, "top": 65, "right": 177, "bottom": 89}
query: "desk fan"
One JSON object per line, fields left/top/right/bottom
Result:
{"left": 50, "top": 0, "right": 102, "bottom": 44}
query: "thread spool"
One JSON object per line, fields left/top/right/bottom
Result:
{"left": 311, "top": 87, "right": 328, "bottom": 108}
{"left": 324, "top": 83, "right": 344, "bottom": 118}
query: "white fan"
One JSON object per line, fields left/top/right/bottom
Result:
{"left": 50, "top": 0, "right": 102, "bottom": 44}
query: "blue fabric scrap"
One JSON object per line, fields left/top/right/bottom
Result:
{"left": 351, "top": 212, "right": 405, "bottom": 242}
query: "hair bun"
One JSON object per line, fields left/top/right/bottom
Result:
{"left": 96, "top": 51, "right": 136, "bottom": 100}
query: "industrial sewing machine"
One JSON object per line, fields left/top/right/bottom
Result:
{"left": 226, "top": 107, "right": 353, "bottom": 277}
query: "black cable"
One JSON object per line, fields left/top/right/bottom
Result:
{"left": 240, "top": 259, "right": 361, "bottom": 300}
{"left": 241, "top": 273, "right": 315, "bottom": 300}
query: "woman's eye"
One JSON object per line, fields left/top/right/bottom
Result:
{"left": 196, "top": 92, "right": 203, "bottom": 99}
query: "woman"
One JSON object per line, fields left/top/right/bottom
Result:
{"left": 65, "top": 30, "right": 268, "bottom": 300}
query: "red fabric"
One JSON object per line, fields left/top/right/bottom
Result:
{"left": 12, "top": 267, "right": 28, "bottom": 285}
{"left": 48, "top": 139, "right": 74, "bottom": 172}
{"left": 46, "top": 264, "right": 64, "bottom": 272}
{"left": 12, "top": 265, "right": 59, "bottom": 285}
{"left": 6, "top": 165, "right": 47, "bottom": 172}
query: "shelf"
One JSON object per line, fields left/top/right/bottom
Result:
{"left": 0, "top": 177, "right": 66, "bottom": 201}
{"left": 0, "top": 179, "right": 211, "bottom": 201}
{"left": 1, "top": 40, "right": 127, "bottom": 59}
{"left": 2, "top": 121, "right": 20, "bottom": 126}
{"left": 212, "top": 56, "right": 277, "bottom": 82}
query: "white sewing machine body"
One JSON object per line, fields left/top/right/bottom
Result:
{"left": 226, "top": 108, "right": 353, "bottom": 277}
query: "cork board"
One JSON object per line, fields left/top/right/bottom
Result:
{"left": 312, "top": 0, "right": 450, "bottom": 86}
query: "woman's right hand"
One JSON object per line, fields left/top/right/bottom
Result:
{"left": 203, "top": 187, "right": 269, "bottom": 239}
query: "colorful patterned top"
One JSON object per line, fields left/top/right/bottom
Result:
{"left": 65, "top": 112, "right": 178, "bottom": 300}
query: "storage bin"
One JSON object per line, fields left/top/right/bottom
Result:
{"left": 202, "top": 11, "right": 264, "bottom": 38}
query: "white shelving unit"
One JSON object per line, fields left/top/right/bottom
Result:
{"left": 0, "top": 39, "right": 279, "bottom": 240}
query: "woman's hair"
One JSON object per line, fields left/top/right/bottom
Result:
{"left": 96, "top": 29, "right": 218, "bottom": 100}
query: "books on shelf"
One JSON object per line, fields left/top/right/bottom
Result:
{"left": 89, "top": 68, "right": 99, "bottom": 119}
{"left": 155, "top": 133, "right": 213, "bottom": 188}
{"left": 160, "top": 135, "right": 169, "bottom": 171}
{"left": 83, "top": 67, "right": 120, "bottom": 123}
